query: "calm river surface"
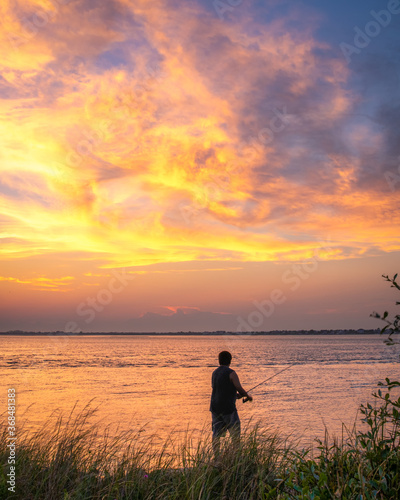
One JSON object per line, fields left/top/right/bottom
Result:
{"left": 1, "top": 335, "right": 399, "bottom": 448}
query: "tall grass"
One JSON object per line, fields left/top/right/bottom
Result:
{"left": 1, "top": 383, "right": 399, "bottom": 499}
{"left": 0, "top": 403, "right": 290, "bottom": 500}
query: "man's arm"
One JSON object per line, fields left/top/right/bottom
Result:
{"left": 230, "top": 371, "right": 253, "bottom": 401}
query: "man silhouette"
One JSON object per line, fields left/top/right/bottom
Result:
{"left": 210, "top": 350, "right": 253, "bottom": 456}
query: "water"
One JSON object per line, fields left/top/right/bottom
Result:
{"left": 1, "top": 335, "right": 399, "bottom": 448}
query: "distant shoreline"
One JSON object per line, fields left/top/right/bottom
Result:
{"left": 0, "top": 329, "right": 381, "bottom": 336}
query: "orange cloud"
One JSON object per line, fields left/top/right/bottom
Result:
{"left": 0, "top": 0, "right": 399, "bottom": 295}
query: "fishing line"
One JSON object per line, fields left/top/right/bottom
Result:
{"left": 242, "top": 364, "right": 295, "bottom": 403}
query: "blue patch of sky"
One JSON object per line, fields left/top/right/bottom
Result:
{"left": 301, "top": 1, "right": 400, "bottom": 65}
{"left": 197, "top": 0, "right": 400, "bottom": 63}
{"left": 249, "top": 0, "right": 396, "bottom": 43}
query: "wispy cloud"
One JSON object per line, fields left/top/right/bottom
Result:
{"left": 0, "top": 274, "right": 75, "bottom": 291}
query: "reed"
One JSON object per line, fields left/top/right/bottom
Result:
{"left": 0, "top": 403, "right": 290, "bottom": 500}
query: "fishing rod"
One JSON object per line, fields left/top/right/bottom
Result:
{"left": 242, "top": 363, "right": 295, "bottom": 403}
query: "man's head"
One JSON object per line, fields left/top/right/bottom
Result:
{"left": 218, "top": 350, "right": 232, "bottom": 366}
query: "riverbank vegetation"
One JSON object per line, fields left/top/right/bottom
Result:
{"left": 1, "top": 389, "right": 399, "bottom": 499}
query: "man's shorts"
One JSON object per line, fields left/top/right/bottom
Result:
{"left": 211, "top": 410, "right": 241, "bottom": 438}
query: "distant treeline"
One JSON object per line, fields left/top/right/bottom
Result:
{"left": 0, "top": 329, "right": 380, "bottom": 336}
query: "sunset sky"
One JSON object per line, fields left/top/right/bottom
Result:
{"left": 1, "top": 0, "right": 399, "bottom": 332}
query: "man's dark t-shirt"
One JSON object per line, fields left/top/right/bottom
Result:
{"left": 210, "top": 365, "right": 237, "bottom": 415}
